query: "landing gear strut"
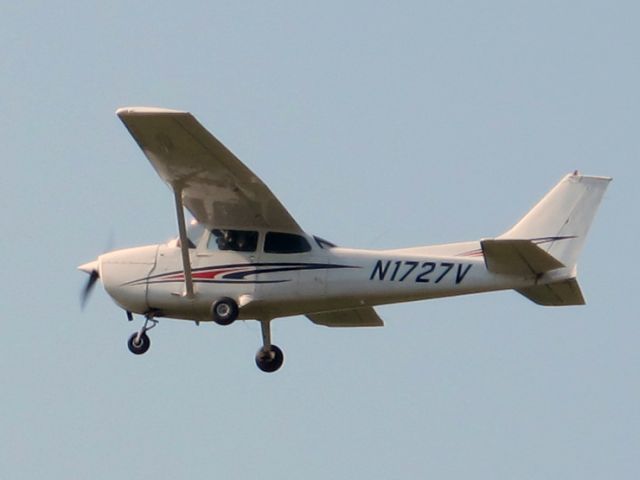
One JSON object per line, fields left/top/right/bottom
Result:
{"left": 127, "top": 313, "right": 157, "bottom": 355}
{"left": 255, "top": 320, "right": 284, "bottom": 373}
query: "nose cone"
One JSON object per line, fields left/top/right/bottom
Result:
{"left": 100, "top": 245, "right": 158, "bottom": 313}
{"left": 78, "top": 260, "right": 99, "bottom": 274}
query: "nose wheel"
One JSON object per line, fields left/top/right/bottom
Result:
{"left": 255, "top": 320, "right": 284, "bottom": 373}
{"left": 127, "top": 313, "right": 157, "bottom": 355}
{"left": 128, "top": 331, "right": 151, "bottom": 355}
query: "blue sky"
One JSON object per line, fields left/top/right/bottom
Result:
{"left": 1, "top": 1, "right": 638, "bottom": 478}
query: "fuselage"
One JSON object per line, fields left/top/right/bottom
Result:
{"left": 96, "top": 228, "right": 549, "bottom": 323}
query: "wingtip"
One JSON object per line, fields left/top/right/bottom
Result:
{"left": 116, "top": 106, "right": 188, "bottom": 117}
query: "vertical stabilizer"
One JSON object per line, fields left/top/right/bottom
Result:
{"left": 499, "top": 173, "right": 611, "bottom": 269}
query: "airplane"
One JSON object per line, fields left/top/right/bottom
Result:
{"left": 79, "top": 107, "right": 611, "bottom": 373}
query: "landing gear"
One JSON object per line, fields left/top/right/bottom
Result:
{"left": 211, "top": 297, "right": 238, "bottom": 326}
{"left": 128, "top": 331, "right": 150, "bottom": 354}
{"left": 124, "top": 309, "right": 285, "bottom": 370}
{"left": 127, "top": 313, "right": 157, "bottom": 355}
{"left": 255, "top": 320, "right": 284, "bottom": 373}
{"left": 255, "top": 344, "right": 284, "bottom": 372}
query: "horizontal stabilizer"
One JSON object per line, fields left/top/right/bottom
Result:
{"left": 307, "top": 307, "right": 384, "bottom": 328}
{"left": 517, "top": 278, "right": 585, "bottom": 306}
{"left": 481, "top": 239, "right": 565, "bottom": 276}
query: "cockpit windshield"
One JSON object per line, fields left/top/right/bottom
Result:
{"left": 175, "top": 220, "right": 206, "bottom": 249}
{"left": 187, "top": 220, "right": 206, "bottom": 247}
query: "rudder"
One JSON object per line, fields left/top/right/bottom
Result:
{"left": 499, "top": 172, "right": 611, "bottom": 269}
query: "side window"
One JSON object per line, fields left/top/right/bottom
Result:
{"left": 208, "top": 229, "right": 258, "bottom": 252}
{"left": 264, "top": 232, "right": 311, "bottom": 254}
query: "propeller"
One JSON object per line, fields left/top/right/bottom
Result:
{"left": 79, "top": 260, "right": 100, "bottom": 309}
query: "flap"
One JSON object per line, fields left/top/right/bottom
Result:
{"left": 481, "top": 239, "right": 565, "bottom": 276}
{"left": 307, "top": 307, "right": 384, "bottom": 328}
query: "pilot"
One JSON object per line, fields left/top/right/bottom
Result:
{"left": 236, "top": 232, "right": 248, "bottom": 251}
{"left": 225, "top": 230, "right": 237, "bottom": 250}
{"left": 212, "top": 229, "right": 228, "bottom": 250}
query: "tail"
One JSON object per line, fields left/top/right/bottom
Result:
{"left": 483, "top": 172, "right": 611, "bottom": 305}
{"left": 499, "top": 172, "right": 611, "bottom": 268}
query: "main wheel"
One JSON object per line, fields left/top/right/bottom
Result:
{"left": 255, "top": 344, "right": 284, "bottom": 373}
{"left": 211, "top": 297, "right": 239, "bottom": 326}
{"left": 127, "top": 332, "right": 151, "bottom": 355}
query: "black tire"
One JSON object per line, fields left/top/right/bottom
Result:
{"left": 127, "top": 332, "right": 151, "bottom": 355}
{"left": 255, "top": 344, "right": 284, "bottom": 373}
{"left": 211, "top": 297, "right": 239, "bottom": 326}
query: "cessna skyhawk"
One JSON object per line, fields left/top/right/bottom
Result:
{"left": 79, "top": 107, "right": 611, "bottom": 372}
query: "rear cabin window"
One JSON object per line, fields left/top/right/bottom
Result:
{"left": 264, "top": 232, "right": 311, "bottom": 254}
{"left": 314, "top": 236, "right": 336, "bottom": 249}
{"left": 208, "top": 229, "right": 258, "bottom": 252}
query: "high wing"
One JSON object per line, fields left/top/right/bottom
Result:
{"left": 117, "top": 107, "right": 302, "bottom": 232}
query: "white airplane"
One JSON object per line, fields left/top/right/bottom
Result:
{"left": 79, "top": 107, "right": 611, "bottom": 373}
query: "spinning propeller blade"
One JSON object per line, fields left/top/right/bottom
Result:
{"left": 79, "top": 260, "right": 100, "bottom": 309}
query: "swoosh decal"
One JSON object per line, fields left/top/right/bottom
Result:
{"left": 122, "top": 262, "right": 359, "bottom": 286}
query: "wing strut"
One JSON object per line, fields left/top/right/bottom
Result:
{"left": 173, "top": 188, "right": 195, "bottom": 298}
